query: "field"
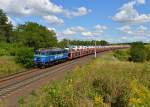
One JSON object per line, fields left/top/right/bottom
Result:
{"left": 0, "top": 56, "right": 25, "bottom": 77}
{"left": 20, "top": 52, "right": 150, "bottom": 107}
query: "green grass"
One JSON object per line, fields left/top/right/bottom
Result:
{"left": 21, "top": 53, "right": 150, "bottom": 107}
{"left": 0, "top": 56, "right": 25, "bottom": 77}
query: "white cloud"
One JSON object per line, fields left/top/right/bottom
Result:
{"left": 43, "top": 15, "right": 64, "bottom": 25}
{"left": 65, "top": 7, "right": 91, "bottom": 17}
{"left": 137, "top": 0, "right": 145, "bottom": 4}
{"left": 0, "top": 0, "right": 63, "bottom": 16}
{"left": 63, "top": 25, "right": 107, "bottom": 38}
{"left": 81, "top": 31, "right": 93, "bottom": 36}
{"left": 63, "top": 28, "right": 76, "bottom": 35}
{"left": 0, "top": 0, "right": 91, "bottom": 26}
{"left": 112, "top": 0, "right": 150, "bottom": 25}
{"left": 0, "top": 0, "right": 91, "bottom": 18}
{"left": 7, "top": 16, "right": 16, "bottom": 26}
{"left": 63, "top": 26, "right": 86, "bottom": 35}
{"left": 118, "top": 25, "right": 150, "bottom": 36}
{"left": 47, "top": 27, "right": 56, "bottom": 31}
{"left": 94, "top": 24, "right": 107, "bottom": 33}
{"left": 121, "top": 36, "right": 127, "bottom": 40}
{"left": 71, "top": 7, "right": 91, "bottom": 17}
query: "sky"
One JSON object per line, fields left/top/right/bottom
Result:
{"left": 0, "top": 0, "right": 150, "bottom": 43}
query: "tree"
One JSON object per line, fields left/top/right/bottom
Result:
{"left": 0, "top": 9, "right": 12, "bottom": 43}
{"left": 16, "top": 47, "right": 34, "bottom": 68}
{"left": 13, "top": 22, "right": 57, "bottom": 49}
{"left": 58, "top": 39, "right": 69, "bottom": 48}
{"left": 99, "top": 40, "right": 108, "bottom": 46}
{"left": 129, "top": 42, "right": 146, "bottom": 62}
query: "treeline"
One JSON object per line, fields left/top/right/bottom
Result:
{"left": 58, "top": 39, "right": 108, "bottom": 48}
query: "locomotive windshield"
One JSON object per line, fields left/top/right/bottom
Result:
{"left": 35, "top": 50, "right": 46, "bottom": 55}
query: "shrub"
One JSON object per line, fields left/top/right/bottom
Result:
{"left": 18, "top": 96, "right": 25, "bottom": 107}
{"left": 0, "top": 48, "right": 9, "bottom": 56}
{"left": 145, "top": 48, "right": 150, "bottom": 61}
{"left": 15, "top": 47, "right": 34, "bottom": 68}
{"left": 113, "top": 50, "right": 129, "bottom": 61}
{"left": 129, "top": 42, "right": 146, "bottom": 62}
{"left": 0, "top": 42, "right": 24, "bottom": 56}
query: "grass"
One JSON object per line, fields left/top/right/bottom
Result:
{"left": 18, "top": 53, "right": 150, "bottom": 107}
{"left": 0, "top": 56, "right": 25, "bottom": 77}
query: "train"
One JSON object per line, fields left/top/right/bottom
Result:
{"left": 34, "top": 45, "right": 129, "bottom": 68}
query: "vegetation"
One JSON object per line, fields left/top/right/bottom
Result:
{"left": 58, "top": 39, "right": 108, "bottom": 48}
{"left": 113, "top": 49, "right": 129, "bottom": 61}
{"left": 15, "top": 47, "right": 34, "bottom": 68}
{"left": 21, "top": 53, "right": 150, "bottom": 107}
{"left": 145, "top": 45, "right": 150, "bottom": 61}
{"left": 113, "top": 42, "right": 150, "bottom": 63}
{"left": 129, "top": 42, "right": 147, "bottom": 62}
{"left": 0, "top": 9, "right": 12, "bottom": 43}
{"left": 0, "top": 56, "right": 25, "bottom": 76}
{"left": 12, "top": 22, "right": 57, "bottom": 49}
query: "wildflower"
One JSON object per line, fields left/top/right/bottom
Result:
{"left": 129, "top": 98, "right": 142, "bottom": 105}
{"left": 94, "top": 96, "right": 103, "bottom": 104}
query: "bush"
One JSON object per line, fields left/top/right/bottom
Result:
{"left": 0, "top": 48, "right": 9, "bottom": 56}
{"left": 145, "top": 48, "right": 150, "bottom": 61}
{"left": 92, "top": 78, "right": 129, "bottom": 107}
{"left": 113, "top": 50, "right": 129, "bottom": 61}
{"left": 129, "top": 42, "right": 146, "bottom": 62}
{"left": 0, "top": 42, "right": 24, "bottom": 56}
{"left": 15, "top": 47, "right": 34, "bottom": 68}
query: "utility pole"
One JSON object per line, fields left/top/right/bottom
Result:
{"left": 95, "top": 40, "right": 97, "bottom": 58}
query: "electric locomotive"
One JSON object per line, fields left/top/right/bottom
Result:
{"left": 34, "top": 49, "right": 68, "bottom": 68}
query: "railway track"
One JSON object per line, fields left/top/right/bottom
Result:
{"left": 0, "top": 55, "right": 92, "bottom": 99}
{"left": 0, "top": 60, "right": 77, "bottom": 97}
{"left": 0, "top": 69, "right": 39, "bottom": 83}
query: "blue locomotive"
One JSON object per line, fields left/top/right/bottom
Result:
{"left": 34, "top": 49, "right": 68, "bottom": 67}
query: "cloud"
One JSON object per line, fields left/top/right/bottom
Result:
{"left": 63, "top": 25, "right": 107, "bottom": 37}
{"left": 118, "top": 25, "right": 150, "bottom": 36}
{"left": 112, "top": 0, "right": 150, "bottom": 25}
{"left": 47, "top": 27, "right": 56, "bottom": 31}
{"left": 81, "top": 31, "right": 93, "bottom": 36}
{"left": 43, "top": 15, "right": 64, "bottom": 25}
{"left": 137, "top": 0, "right": 145, "bottom": 4}
{"left": 121, "top": 36, "right": 128, "bottom": 40}
{"left": 94, "top": 24, "right": 107, "bottom": 33}
{"left": 0, "top": 0, "right": 63, "bottom": 16}
{"left": 0, "top": 0, "right": 91, "bottom": 26}
{"left": 0, "top": 0, "right": 91, "bottom": 18}
{"left": 65, "top": 7, "right": 91, "bottom": 17}
{"left": 7, "top": 16, "right": 16, "bottom": 26}
{"left": 63, "top": 28, "right": 77, "bottom": 35}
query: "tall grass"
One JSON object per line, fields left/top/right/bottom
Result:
{"left": 0, "top": 56, "right": 25, "bottom": 77}
{"left": 22, "top": 53, "right": 150, "bottom": 107}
